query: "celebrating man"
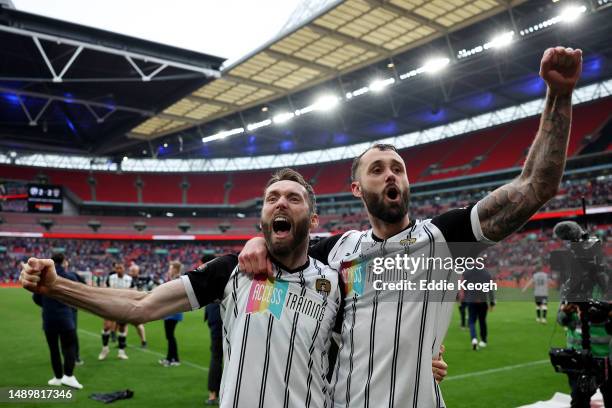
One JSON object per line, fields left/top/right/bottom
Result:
{"left": 238, "top": 47, "right": 583, "bottom": 407}
{"left": 21, "top": 169, "right": 341, "bottom": 407}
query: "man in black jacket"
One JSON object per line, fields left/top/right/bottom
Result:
{"left": 32, "top": 253, "right": 83, "bottom": 389}
{"left": 200, "top": 254, "right": 222, "bottom": 406}
{"left": 463, "top": 266, "right": 496, "bottom": 350}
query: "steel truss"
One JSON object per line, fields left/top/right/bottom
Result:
{"left": 6, "top": 79, "right": 611, "bottom": 172}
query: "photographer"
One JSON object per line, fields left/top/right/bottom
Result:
{"left": 552, "top": 220, "right": 610, "bottom": 407}
{"left": 557, "top": 300, "right": 611, "bottom": 407}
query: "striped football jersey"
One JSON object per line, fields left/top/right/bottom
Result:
{"left": 315, "top": 203, "right": 495, "bottom": 408}
{"left": 182, "top": 255, "right": 340, "bottom": 408}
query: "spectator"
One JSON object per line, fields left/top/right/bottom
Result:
{"left": 33, "top": 253, "right": 83, "bottom": 389}
{"left": 159, "top": 261, "right": 184, "bottom": 367}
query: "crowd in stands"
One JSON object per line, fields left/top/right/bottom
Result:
{"left": 320, "top": 176, "right": 611, "bottom": 233}
{"left": 0, "top": 174, "right": 609, "bottom": 283}
{"left": 0, "top": 238, "right": 242, "bottom": 284}
{"left": 1, "top": 223, "right": 608, "bottom": 285}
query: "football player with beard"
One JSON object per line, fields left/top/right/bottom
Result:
{"left": 21, "top": 168, "right": 341, "bottom": 408}
{"left": 238, "top": 47, "right": 582, "bottom": 407}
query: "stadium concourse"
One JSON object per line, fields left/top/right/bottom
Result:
{"left": 1, "top": 0, "right": 611, "bottom": 407}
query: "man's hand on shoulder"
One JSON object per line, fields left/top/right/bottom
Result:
{"left": 238, "top": 237, "right": 274, "bottom": 276}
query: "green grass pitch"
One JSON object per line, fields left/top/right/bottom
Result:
{"left": 0, "top": 288, "right": 569, "bottom": 407}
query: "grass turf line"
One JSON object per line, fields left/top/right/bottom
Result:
{"left": 1, "top": 288, "right": 569, "bottom": 407}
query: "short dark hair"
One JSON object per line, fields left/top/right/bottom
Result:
{"left": 51, "top": 252, "right": 65, "bottom": 265}
{"left": 351, "top": 143, "right": 399, "bottom": 181}
{"left": 200, "top": 254, "right": 216, "bottom": 264}
{"left": 265, "top": 168, "right": 316, "bottom": 214}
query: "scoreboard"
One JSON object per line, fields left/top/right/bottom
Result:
{"left": 27, "top": 184, "right": 63, "bottom": 213}
{"left": 0, "top": 182, "right": 63, "bottom": 213}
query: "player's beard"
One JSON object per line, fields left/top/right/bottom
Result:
{"left": 261, "top": 213, "right": 311, "bottom": 258}
{"left": 362, "top": 185, "right": 409, "bottom": 224}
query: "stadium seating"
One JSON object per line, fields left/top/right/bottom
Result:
{"left": 94, "top": 173, "right": 138, "bottom": 202}
{"left": 0, "top": 176, "right": 608, "bottom": 236}
{"left": 186, "top": 174, "right": 228, "bottom": 204}
{"left": 0, "top": 164, "right": 40, "bottom": 182}
{"left": 227, "top": 170, "right": 274, "bottom": 203}
{"left": 1, "top": 222, "right": 609, "bottom": 284}
{"left": 45, "top": 169, "right": 92, "bottom": 200}
{"left": 0, "top": 99, "right": 609, "bottom": 204}
{"left": 141, "top": 174, "right": 184, "bottom": 204}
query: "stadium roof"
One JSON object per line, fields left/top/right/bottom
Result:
{"left": 131, "top": 0, "right": 526, "bottom": 140}
{"left": 0, "top": 4, "right": 224, "bottom": 155}
{"left": 0, "top": 0, "right": 611, "bottom": 167}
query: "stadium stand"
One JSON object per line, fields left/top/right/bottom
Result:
{"left": 185, "top": 174, "right": 227, "bottom": 205}
{"left": 45, "top": 169, "right": 92, "bottom": 201}
{"left": 2, "top": 223, "right": 609, "bottom": 285}
{"left": 0, "top": 176, "right": 608, "bottom": 237}
{"left": 93, "top": 173, "right": 138, "bottom": 202}
{"left": 1, "top": 98, "right": 609, "bottom": 205}
{"left": 141, "top": 174, "right": 184, "bottom": 204}
{"left": 227, "top": 170, "right": 274, "bottom": 203}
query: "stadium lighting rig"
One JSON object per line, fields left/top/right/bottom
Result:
{"left": 458, "top": 31, "right": 515, "bottom": 59}
{"left": 246, "top": 119, "right": 272, "bottom": 131}
{"left": 201, "top": 2, "right": 592, "bottom": 146}
{"left": 201, "top": 127, "right": 244, "bottom": 143}
{"left": 311, "top": 95, "right": 340, "bottom": 111}
{"left": 369, "top": 77, "right": 396, "bottom": 92}
{"left": 519, "top": 4, "right": 587, "bottom": 36}
{"left": 273, "top": 112, "right": 295, "bottom": 124}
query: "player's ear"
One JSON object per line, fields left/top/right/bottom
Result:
{"left": 310, "top": 213, "right": 319, "bottom": 230}
{"left": 351, "top": 180, "right": 362, "bottom": 198}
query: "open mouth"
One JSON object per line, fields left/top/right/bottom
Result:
{"left": 385, "top": 185, "right": 399, "bottom": 200}
{"left": 272, "top": 215, "right": 292, "bottom": 237}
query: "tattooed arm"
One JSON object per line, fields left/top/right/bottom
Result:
{"left": 477, "top": 47, "right": 583, "bottom": 242}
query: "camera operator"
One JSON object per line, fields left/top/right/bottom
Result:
{"left": 551, "top": 220, "right": 610, "bottom": 407}
{"left": 557, "top": 301, "right": 611, "bottom": 407}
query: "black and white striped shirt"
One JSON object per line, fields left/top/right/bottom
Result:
{"left": 310, "top": 203, "right": 495, "bottom": 408}
{"left": 182, "top": 255, "right": 340, "bottom": 408}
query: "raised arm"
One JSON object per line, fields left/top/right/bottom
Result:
{"left": 20, "top": 258, "right": 190, "bottom": 324}
{"left": 478, "top": 47, "right": 582, "bottom": 242}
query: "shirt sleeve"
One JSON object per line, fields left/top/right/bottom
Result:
{"left": 431, "top": 202, "right": 496, "bottom": 244}
{"left": 308, "top": 234, "right": 342, "bottom": 265}
{"left": 181, "top": 254, "right": 238, "bottom": 310}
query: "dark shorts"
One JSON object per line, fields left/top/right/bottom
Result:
{"left": 535, "top": 296, "right": 548, "bottom": 306}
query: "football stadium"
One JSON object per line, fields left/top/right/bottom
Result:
{"left": 0, "top": 0, "right": 610, "bottom": 407}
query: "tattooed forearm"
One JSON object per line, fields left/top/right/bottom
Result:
{"left": 478, "top": 91, "right": 572, "bottom": 241}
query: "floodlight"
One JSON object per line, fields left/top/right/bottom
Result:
{"left": 202, "top": 127, "right": 244, "bottom": 143}
{"left": 273, "top": 112, "right": 295, "bottom": 124}
{"left": 560, "top": 5, "right": 587, "bottom": 23}
{"left": 487, "top": 31, "right": 514, "bottom": 49}
{"left": 352, "top": 87, "right": 369, "bottom": 97}
{"left": 369, "top": 78, "right": 395, "bottom": 92}
{"left": 313, "top": 95, "right": 339, "bottom": 111}
{"left": 422, "top": 57, "right": 450, "bottom": 74}
{"left": 246, "top": 119, "right": 272, "bottom": 131}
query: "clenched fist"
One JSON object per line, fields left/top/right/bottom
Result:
{"left": 539, "top": 47, "right": 582, "bottom": 96}
{"left": 20, "top": 258, "right": 57, "bottom": 295}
